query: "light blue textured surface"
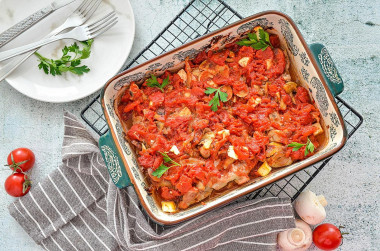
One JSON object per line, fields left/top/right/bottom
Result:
{"left": 0, "top": 0, "right": 379, "bottom": 250}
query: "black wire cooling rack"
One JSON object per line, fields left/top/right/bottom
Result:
{"left": 81, "top": 0, "right": 363, "bottom": 208}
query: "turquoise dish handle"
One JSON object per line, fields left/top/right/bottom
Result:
{"left": 99, "top": 130, "right": 132, "bottom": 188}
{"left": 309, "top": 43, "right": 344, "bottom": 97}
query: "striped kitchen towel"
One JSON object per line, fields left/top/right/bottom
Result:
{"left": 8, "top": 111, "right": 295, "bottom": 251}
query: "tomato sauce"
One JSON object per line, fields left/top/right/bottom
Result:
{"left": 116, "top": 29, "right": 325, "bottom": 212}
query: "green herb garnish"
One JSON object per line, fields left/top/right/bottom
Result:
{"left": 151, "top": 152, "right": 181, "bottom": 178}
{"left": 146, "top": 75, "right": 170, "bottom": 92}
{"left": 288, "top": 138, "right": 315, "bottom": 156}
{"left": 204, "top": 87, "right": 228, "bottom": 111}
{"left": 236, "top": 29, "right": 272, "bottom": 51}
{"left": 34, "top": 39, "right": 93, "bottom": 76}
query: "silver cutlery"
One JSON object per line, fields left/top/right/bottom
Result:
{"left": 0, "top": 0, "right": 102, "bottom": 81}
{"left": 0, "top": 11, "right": 117, "bottom": 62}
{"left": 0, "top": 0, "right": 77, "bottom": 48}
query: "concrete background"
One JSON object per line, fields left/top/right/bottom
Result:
{"left": 0, "top": 0, "right": 379, "bottom": 250}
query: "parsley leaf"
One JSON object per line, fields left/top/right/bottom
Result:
{"left": 159, "top": 152, "right": 180, "bottom": 166}
{"left": 151, "top": 152, "right": 181, "bottom": 178}
{"left": 205, "top": 87, "right": 228, "bottom": 111}
{"left": 236, "top": 28, "right": 272, "bottom": 51}
{"left": 287, "top": 142, "right": 305, "bottom": 152}
{"left": 34, "top": 39, "right": 93, "bottom": 76}
{"left": 288, "top": 138, "right": 315, "bottom": 156}
{"left": 146, "top": 75, "right": 170, "bottom": 92}
{"left": 151, "top": 164, "right": 171, "bottom": 178}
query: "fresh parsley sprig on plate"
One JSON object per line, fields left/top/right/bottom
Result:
{"left": 34, "top": 39, "right": 93, "bottom": 76}
{"left": 146, "top": 75, "right": 170, "bottom": 92}
{"left": 204, "top": 87, "right": 228, "bottom": 111}
{"left": 288, "top": 138, "right": 315, "bottom": 156}
{"left": 236, "top": 29, "right": 272, "bottom": 51}
{"left": 152, "top": 152, "right": 181, "bottom": 178}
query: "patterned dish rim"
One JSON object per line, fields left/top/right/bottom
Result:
{"left": 99, "top": 10, "right": 347, "bottom": 225}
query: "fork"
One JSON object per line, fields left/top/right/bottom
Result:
{"left": 0, "top": 12, "right": 117, "bottom": 62}
{"left": 0, "top": 0, "right": 101, "bottom": 80}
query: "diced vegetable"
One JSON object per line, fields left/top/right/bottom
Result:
{"left": 170, "top": 145, "right": 180, "bottom": 155}
{"left": 238, "top": 57, "right": 250, "bottom": 67}
{"left": 227, "top": 146, "right": 239, "bottom": 160}
{"left": 200, "top": 131, "right": 215, "bottom": 149}
{"left": 162, "top": 201, "right": 176, "bottom": 213}
{"left": 312, "top": 123, "right": 323, "bottom": 136}
{"left": 257, "top": 161, "right": 272, "bottom": 177}
{"left": 177, "top": 69, "right": 187, "bottom": 82}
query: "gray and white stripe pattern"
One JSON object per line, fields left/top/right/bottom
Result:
{"left": 9, "top": 112, "right": 295, "bottom": 251}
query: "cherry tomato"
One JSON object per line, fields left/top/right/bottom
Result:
{"left": 4, "top": 173, "right": 31, "bottom": 197}
{"left": 7, "top": 148, "right": 35, "bottom": 172}
{"left": 313, "top": 223, "right": 343, "bottom": 250}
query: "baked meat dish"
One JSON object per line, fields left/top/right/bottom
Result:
{"left": 115, "top": 27, "right": 325, "bottom": 213}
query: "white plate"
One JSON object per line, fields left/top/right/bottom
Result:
{"left": 0, "top": 0, "right": 135, "bottom": 103}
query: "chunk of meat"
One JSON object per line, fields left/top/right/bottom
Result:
{"left": 209, "top": 162, "right": 250, "bottom": 190}
{"left": 178, "top": 187, "right": 199, "bottom": 209}
{"left": 267, "top": 130, "right": 292, "bottom": 144}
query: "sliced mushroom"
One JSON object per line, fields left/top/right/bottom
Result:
{"left": 283, "top": 81, "right": 298, "bottom": 94}
{"left": 266, "top": 142, "right": 293, "bottom": 168}
{"left": 199, "top": 130, "right": 215, "bottom": 150}
{"left": 177, "top": 69, "right": 187, "bottom": 82}
{"left": 199, "top": 60, "right": 217, "bottom": 75}
{"left": 220, "top": 85, "right": 233, "bottom": 101}
{"left": 206, "top": 80, "right": 218, "bottom": 88}
{"left": 233, "top": 83, "right": 249, "bottom": 98}
{"left": 178, "top": 107, "right": 192, "bottom": 116}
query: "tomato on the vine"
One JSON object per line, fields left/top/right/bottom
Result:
{"left": 6, "top": 148, "right": 35, "bottom": 172}
{"left": 4, "top": 173, "right": 31, "bottom": 197}
{"left": 313, "top": 223, "right": 345, "bottom": 250}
